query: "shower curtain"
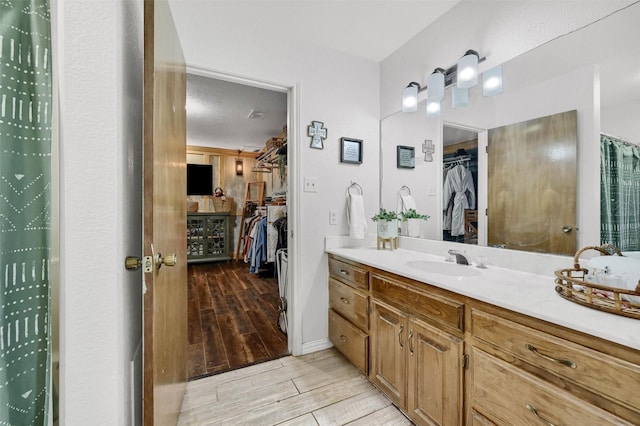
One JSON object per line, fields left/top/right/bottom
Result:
{"left": 600, "top": 134, "right": 640, "bottom": 251}
{"left": 0, "top": 1, "right": 52, "bottom": 424}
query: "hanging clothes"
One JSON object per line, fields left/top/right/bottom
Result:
{"left": 443, "top": 164, "right": 476, "bottom": 236}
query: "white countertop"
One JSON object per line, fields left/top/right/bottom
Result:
{"left": 326, "top": 246, "right": 640, "bottom": 351}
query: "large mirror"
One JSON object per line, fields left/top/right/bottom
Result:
{"left": 381, "top": 2, "right": 640, "bottom": 255}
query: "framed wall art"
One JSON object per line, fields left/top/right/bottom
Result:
{"left": 340, "top": 138, "right": 363, "bottom": 164}
{"left": 397, "top": 145, "right": 415, "bottom": 169}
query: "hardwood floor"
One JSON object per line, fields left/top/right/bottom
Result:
{"left": 179, "top": 348, "right": 412, "bottom": 425}
{"left": 188, "top": 261, "right": 289, "bottom": 379}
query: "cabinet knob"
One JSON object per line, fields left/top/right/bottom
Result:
{"left": 340, "top": 297, "right": 350, "bottom": 304}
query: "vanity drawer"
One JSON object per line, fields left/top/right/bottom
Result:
{"left": 329, "top": 257, "right": 369, "bottom": 290}
{"left": 329, "top": 278, "right": 369, "bottom": 331}
{"left": 371, "top": 273, "right": 464, "bottom": 333}
{"left": 329, "top": 309, "right": 368, "bottom": 374}
{"left": 471, "top": 348, "right": 632, "bottom": 426}
{"left": 471, "top": 309, "right": 640, "bottom": 411}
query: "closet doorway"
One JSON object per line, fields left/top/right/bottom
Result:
{"left": 185, "top": 71, "right": 291, "bottom": 380}
{"left": 442, "top": 124, "right": 480, "bottom": 245}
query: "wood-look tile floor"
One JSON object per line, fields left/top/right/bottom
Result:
{"left": 178, "top": 348, "right": 412, "bottom": 425}
{"left": 188, "top": 262, "right": 290, "bottom": 379}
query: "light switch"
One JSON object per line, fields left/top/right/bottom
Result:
{"left": 304, "top": 177, "right": 319, "bottom": 193}
{"left": 427, "top": 184, "right": 437, "bottom": 196}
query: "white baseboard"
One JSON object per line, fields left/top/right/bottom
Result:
{"left": 301, "top": 338, "right": 333, "bottom": 355}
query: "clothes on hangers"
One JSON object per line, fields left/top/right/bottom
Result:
{"left": 443, "top": 164, "right": 476, "bottom": 236}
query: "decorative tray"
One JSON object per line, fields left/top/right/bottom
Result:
{"left": 554, "top": 245, "right": 640, "bottom": 320}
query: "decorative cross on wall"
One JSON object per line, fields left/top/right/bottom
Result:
{"left": 422, "top": 139, "right": 435, "bottom": 162}
{"left": 308, "top": 121, "right": 327, "bottom": 149}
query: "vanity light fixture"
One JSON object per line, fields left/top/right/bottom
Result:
{"left": 427, "top": 68, "right": 446, "bottom": 101}
{"left": 402, "top": 81, "right": 422, "bottom": 112}
{"left": 401, "top": 48, "right": 503, "bottom": 116}
{"left": 426, "top": 99, "right": 441, "bottom": 117}
{"left": 482, "top": 65, "right": 503, "bottom": 96}
{"left": 457, "top": 49, "right": 480, "bottom": 89}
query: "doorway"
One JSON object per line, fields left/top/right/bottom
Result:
{"left": 442, "top": 124, "right": 479, "bottom": 245}
{"left": 184, "top": 71, "right": 291, "bottom": 379}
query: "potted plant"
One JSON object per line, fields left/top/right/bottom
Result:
{"left": 400, "top": 209, "right": 430, "bottom": 238}
{"left": 372, "top": 208, "right": 399, "bottom": 239}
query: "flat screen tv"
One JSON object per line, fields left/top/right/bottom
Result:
{"left": 187, "top": 164, "right": 213, "bottom": 195}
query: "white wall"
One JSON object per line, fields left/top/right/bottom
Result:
{"left": 169, "top": 3, "right": 380, "bottom": 352}
{"left": 56, "top": 0, "right": 143, "bottom": 423}
{"left": 602, "top": 100, "right": 640, "bottom": 144}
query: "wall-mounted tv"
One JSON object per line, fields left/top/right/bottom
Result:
{"left": 187, "top": 164, "right": 213, "bottom": 196}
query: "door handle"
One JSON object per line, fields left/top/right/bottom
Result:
{"left": 562, "top": 225, "right": 573, "bottom": 234}
{"left": 155, "top": 253, "right": 177, "bottom": 269}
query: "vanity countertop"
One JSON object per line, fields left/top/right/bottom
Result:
{"left": 326, "top": 246, "right": 640, "bottom": 351}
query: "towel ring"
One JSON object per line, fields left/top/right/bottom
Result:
{"left": 400, "top": 185, "right": 411, "bottom": 195}
{"left": 347, "top": 182, "right": 363, "bottom": 196}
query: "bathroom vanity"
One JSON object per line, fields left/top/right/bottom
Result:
{"left": 327, "top": 247, "right": 640, "bottom": 426}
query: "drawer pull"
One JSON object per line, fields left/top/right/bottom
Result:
{"left": 525, "top": 344, "right": 577, "bottom": 369}
{"left": 340, "top": 297, "right": 350, "bottom": 304}
{"left": 525, "top": 403, "right": 557, "bottom": 426}
{"left": 339, "top": 269, "right": 350, "bottom": 276}
{"left": 339, "top": 334, "right": 348, "bottom": 342}
{"left": 398, "top": 325, "right": 404, "bottom": 350}
{"left": 408, "top": 331, "right": 414, "bottom": 356}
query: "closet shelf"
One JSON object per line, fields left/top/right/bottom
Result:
{"left": 253, "top": 129, "right": 287, "bottom": 173}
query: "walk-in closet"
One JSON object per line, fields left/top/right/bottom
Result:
{"left": 184, "top": 74, "right": 290, "bottom": 379}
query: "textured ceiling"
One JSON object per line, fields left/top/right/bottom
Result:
{"left": 186, "top": 75, "right": 287, "bottom": 151}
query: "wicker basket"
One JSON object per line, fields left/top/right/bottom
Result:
{"left": 212, "top": 196, "right": 233, "bottom": 212}
{"left": 554, "top": 244, "right": 640, "bottom": 319}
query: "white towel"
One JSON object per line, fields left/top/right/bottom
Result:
{"left": 399, "top": 194, "right": 417, "bottom": 212}
{"left": 348, "top": 193, "right": 367, "bottom": 239}
{"left": 587, "top": 255, "right": 640, "bottom": 302}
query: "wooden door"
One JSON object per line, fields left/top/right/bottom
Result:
{"left": 370, "top": 301, "right": 407, "bottom": 409}
{"left": 488, "top": 110, "right": 577, "bottom": 255}
{"left": 143, "top": 0, "right": 187, "bottom": 424}
{"left": 407, "top": 317, "right": 464, "bottom": 426}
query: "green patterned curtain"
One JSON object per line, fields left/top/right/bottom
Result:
{"left": 0, "top": 1, "right": 52, "bottom": 425}
{"left": 601, "top": 134, "right": 640, "bottom": 251}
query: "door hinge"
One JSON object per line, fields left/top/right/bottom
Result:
{"left": 485, "top": 208, "right": 488, "bottom": 216}
{"left": 485, "top": 145, "right": 489, "bottom": 154}
{"left": 463, "top": 353, "right": 469, "bottom": 369}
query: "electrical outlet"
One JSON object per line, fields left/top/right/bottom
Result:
{"left": 304, "top": 177, "right": 318, "bottom": 193}
{"left": 329, "top": 210, "right": 337, "bottom": 225}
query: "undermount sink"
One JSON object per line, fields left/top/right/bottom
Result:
{"left": 406, "top": 260, "right": 482, "bottom": 278}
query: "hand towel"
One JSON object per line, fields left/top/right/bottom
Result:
{"left": 348, "top": 193, "right": 367, "bottom": 239}
{"left": 400, "top": 194, "right": 417, "bottom": 212}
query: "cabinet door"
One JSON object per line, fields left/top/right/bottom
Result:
{"left": 407, "top": 317, "right": 464, "bottom": 426}
{"left": 370, "top": 300, "right": 407, "bottom": 408}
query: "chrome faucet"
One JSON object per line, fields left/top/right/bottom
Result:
{"left": 447, "top": 249, "right": 469, "bottom": 265}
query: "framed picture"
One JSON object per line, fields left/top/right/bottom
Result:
{"left": 340, "top": 138, "right": 363, "bottom": 164}
{"left": 397, "top": 145, "right": 415, "bottom": 169}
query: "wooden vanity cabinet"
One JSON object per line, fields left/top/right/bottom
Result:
{"left": 370, "top": 272, "right": 465, "bottom": 426}
{"left": 468, "top": 304, "right": 640, "bottom": 425}
{"left": 327, "top": 255, "right": 640, "bottom": 426}
{"left": 327, "top": 255, "right": 370, "bottom": 374}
